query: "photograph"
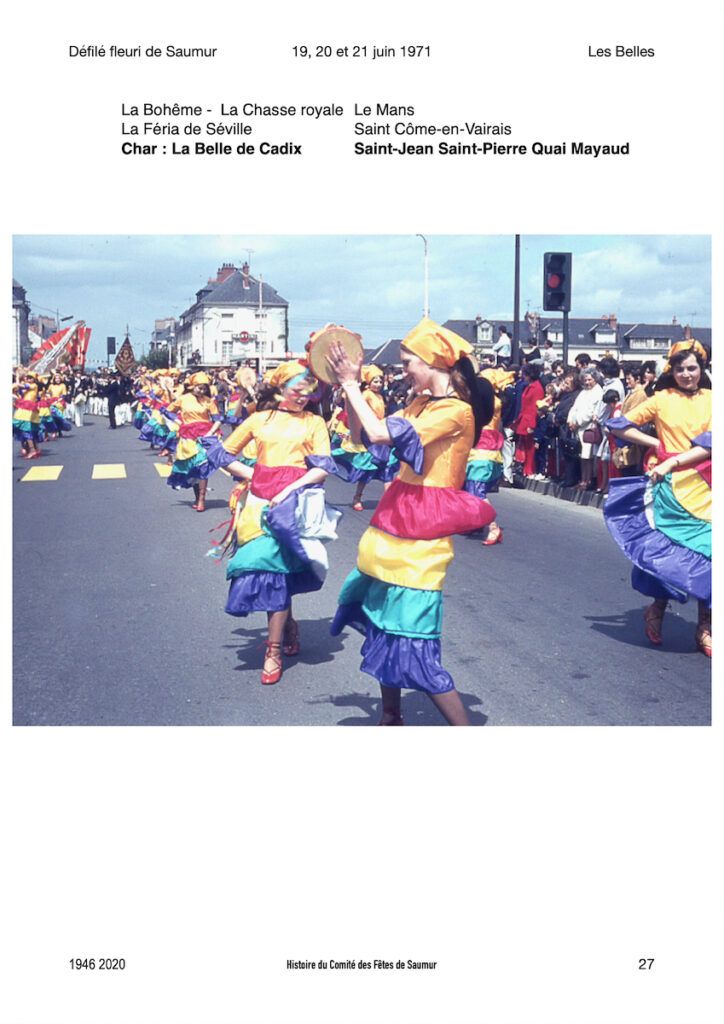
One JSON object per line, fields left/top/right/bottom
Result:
{"left": 13, "top": 233, "right": 712, "bottom": 726}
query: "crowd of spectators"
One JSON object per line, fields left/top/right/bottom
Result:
{"left": 493, "top": 352, "right": 663, "bottom": 495}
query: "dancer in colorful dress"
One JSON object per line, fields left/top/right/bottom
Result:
{"left": 165, "top": 374, "right": 221, "bottom": 511}
{"left": 47, "top": 374, "right": 72, "bottom": 437}
{"left": 36, "top": 377, "right": 58, "bottom": 440}
{"left": 604, "top": 340, "right": 712, "bottom": 656}
{"left": 465, "top": 367, "right": 513, "bottom": 546}
{"left": 330, "top": 364, "right": 398, "bottom": 510}
{"left": 207, "top": 360, "right": 338, "bottom": 685}
{"left": 12, "top": 371, "right": 43, "bottom": 458}
{"left": 328, "top": 318, "right": 495, "bottom": 725}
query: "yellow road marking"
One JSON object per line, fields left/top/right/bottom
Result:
{"left": 154, "top": 464, "right": 172, "bottom": 478}
{"left": 92, "top": 463, "right": 127, "bottom": 480}
{"left": 21, "top": 466, "right": 63, "bottom": 482}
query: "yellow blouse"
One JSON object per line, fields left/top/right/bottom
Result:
{"left": 394, "top": 396, "right": 475, "bottom": 489}
{"left": 167, "top": 393, "right": 219, "bottom": 423}
{"left": 224, "top": 409, "right": 331, "bottom": 468}
{"left": 624, "top": 389, "right": 711, "bottom": 451}
{"left": 363, "top": 390, "right": 385, "bottom": 419}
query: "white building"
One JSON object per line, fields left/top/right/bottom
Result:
{"left": 176, "top": 263, "right": 289, "bottom": 370}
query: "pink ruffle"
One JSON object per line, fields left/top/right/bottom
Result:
{"left": 371, "top": 479, "right": 495, "bottom": 540}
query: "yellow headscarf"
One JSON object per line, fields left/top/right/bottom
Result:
{"left": 267, "top": 360, "right": 312, "bottom": 390}
{"left": 662, "top": 339, "right": 708, "bottom": 374}
{"left": 361, "top": 364, "right": 383, "bottom": 385}
{"left": 401, "top": 317, "right": 472, "bottom": 370}
{"left": 187, "top": 371, "right": 211, "bottom": 387}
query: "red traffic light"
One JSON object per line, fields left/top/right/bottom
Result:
{"left": 543, "top": 252, "right": 572, "bottom": 311}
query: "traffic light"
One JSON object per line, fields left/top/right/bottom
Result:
{"left": 543, "top": 252, "right": 572, "bottom": 312}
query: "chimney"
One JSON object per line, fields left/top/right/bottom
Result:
{"left": 242, "top": 262, "right": 250, "bottom": 290}
{"left": 683, "top": 324, "right": 692, "bottom": 339}
{"left": 672, "top": 315, "right": 678, "bottom": 325}
{"left": 214, "top": 262, "right": 236, "bottom": 285}
{"left": 608, "top": 314, "right": 618, "bottom": 329}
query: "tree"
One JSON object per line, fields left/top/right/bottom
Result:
{"left": 139, "top": 348, "right": 170, "bottom": 370}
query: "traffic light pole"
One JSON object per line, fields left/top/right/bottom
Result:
{"left": 562, "top": 310, "right": 570, "bottom": 365}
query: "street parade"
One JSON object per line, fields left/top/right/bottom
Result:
{"left": 11, "top": 299, "right": 712, "bottom": 724}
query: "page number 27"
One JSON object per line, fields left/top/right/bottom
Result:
{"left": 638, "top": 958, "right": 655, "bottom": 970}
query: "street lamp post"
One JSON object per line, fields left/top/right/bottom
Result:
{"left": 416, "top": 234, "right": 430, "bottom": 318}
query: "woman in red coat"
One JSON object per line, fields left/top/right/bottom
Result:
{"left": 513, "top": 364, "right": 544, "bottom": 477}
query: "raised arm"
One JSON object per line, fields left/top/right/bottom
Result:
{"left": 326, "top": 341, "right": 392, "bottom": 445}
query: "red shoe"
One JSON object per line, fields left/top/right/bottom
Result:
{"left": 261, "top": 642, "right": 283, "bottom": 685}
{"left": 352, "top": 501, "right": 364, "bottom": 512}
{"left": 643, "top": 603, "right": 665, "bottom": 646}
{"left": 482, "top": 525, "right": 503, "bottom": 546}
{"left": 28, "top": 450, "right": 42, "bottom": 459}
{"left": 282, "top": 618, "right": 300, "bottom": 657}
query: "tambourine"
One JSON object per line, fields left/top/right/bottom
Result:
{"left": 307, "top": 325, "right": 363, "bottom": 385}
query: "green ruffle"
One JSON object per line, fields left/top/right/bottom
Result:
{"left": 172, "top": 448, "right": 207, "bottom": 473}
{"left": 654, "top": 475, "right": 711, "bottom": 559}
{"left": 466, "top": 460, "right": 503, "bottom": 483}
{"left": 226, "top": 534, "right": 306, "bottom": 578}
{"left": 338, "top": 567, "right": 443, "bottom": 639}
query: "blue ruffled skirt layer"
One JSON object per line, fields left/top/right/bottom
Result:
{"left": 331, "top": 569, "right": 453, "bottom": 693}
{"left": 139, "top": 420, "right": 174, "bottom": 448}
{"left": 226, "top": 566, "right": 322, "bottom": 616}
{"left": 51, "top": 406, "right": 72, "bottom": 433}
{"left": 330, "top": 445, "right": 399, "bottom": 484}
{"left": 223, "top": 487, "right": 337, "bottom": 614}
{"left": 13, "top": 418, "right": 43, "bottom": 442}
{"left": 604, "top": 476, "right": 711, "bottom": 606}
{"left": 166, "top": 443, "right": 212, "bottom": 489}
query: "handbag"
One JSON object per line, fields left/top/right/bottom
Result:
{"left": 558, "top": 428, "right": 582, "bottom": 458}
{"left": 582, "top": 424, "right": 603, "bottom": 445}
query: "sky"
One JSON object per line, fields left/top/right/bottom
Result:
{"left": 13, "top": 234, "right": 711, "bottom": 366}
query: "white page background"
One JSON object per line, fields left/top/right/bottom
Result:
{"left": 2, "top": 1, "right": 722, "bottom": 1022}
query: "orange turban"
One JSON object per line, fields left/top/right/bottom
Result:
{"left": 401, "top": 317, "right": 472, "bottom": 370}
{"left": 662, "top": 339, "right": 708, "bottom": 374}
{"left": 361, "top": 364, "right": 383, "bottom": 385}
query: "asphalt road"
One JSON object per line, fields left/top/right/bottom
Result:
{"left": 13, "top": 417, "right": 711, "bottom": 726}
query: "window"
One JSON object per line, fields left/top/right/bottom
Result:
{"left": 477, "top": 323, "right": 492, "bottom": 343}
